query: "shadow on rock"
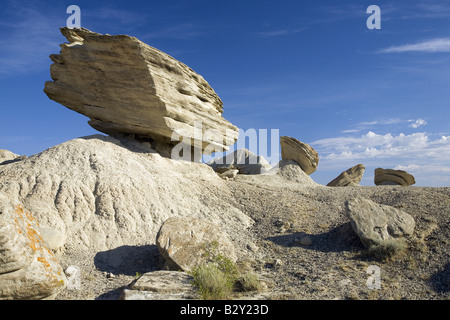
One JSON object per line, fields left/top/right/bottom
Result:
{"left": 429, "top": 262, "right": 450, "bottom": 294}
{"left": 266, "top": 223, "right": 364, "bottom": 253}
{"left": 94, "top": 244, "right": 164, "bottom": 276}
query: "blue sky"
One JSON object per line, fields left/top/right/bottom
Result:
{"left": 1, "top": 0, "right": 449, "bottom": 186}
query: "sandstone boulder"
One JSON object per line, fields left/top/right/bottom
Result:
{"left": 374, "top": 168, "right": 416, "bottom": 186}
{"left": 208, "top": 148, "right": 272, "bottom": 175}
{"left": 345, "top": 197, "right": 415, "bottom": 248}
{"left": 156, "top": 217, "right": 237, "bottom": 272}
{"left": 0, "top": 194, "right": 66, "bottom": 300}
{"left": 280, "top": 136, "right": 318, "bottom": 175}
{"left": 44, "top": 28, "right": 239, "bottom": 157}
{"left": 327, "top": 164, "right": 365, "bottom": 187}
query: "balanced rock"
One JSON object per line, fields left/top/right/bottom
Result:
{"left": 156, "top": 217, "right": 237, "bottom": 272}
{"left": 44, "top": 28, "right": 239, "bottom": 157}
{"left": 345, "top": 197, "right": 415, "bottom": 248}
{"left": 280, "top": 136, "right": 318, "bottom": 175}
{"left": 0, "top": 194, "right": 66, "bottom": 300}
{"left": 374, "top": 168, "right": 415, "bottom": 186}
{"left": 208, "top": 148, "right": 272, "bottom": 175}
{"left": 327, "top": 164, "right": 365, "bottom": 187}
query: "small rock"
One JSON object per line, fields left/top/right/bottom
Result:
{"left": 273, "top": 259, "right": 283, "bottom": 268}
{"left": 247, "top": 242, "right": 259, "bottom": 252}
{"left": 219, "top": 169, "right": 239, "bottom": 180}
{"left": 299, "top": 236, "right": 312, "bottom": 246}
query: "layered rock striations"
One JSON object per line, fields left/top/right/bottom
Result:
{"left": 44, "top": 28, "right": 239, "bottom": 156}
{"left": 374, "top": 168, "right": 416, "bottom": 186}
{"left": 280, "top": 136, "right": 319, "bottom": 175}
{"left": 327, "top": 164, "right": 365, "bottom": 187}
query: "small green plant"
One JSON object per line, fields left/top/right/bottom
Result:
{"left": 191, "top": 262, "right": 235, "bottom": 300}
{"left": 367, "top": 238, "right": 408, "bottom": 261}
{"left": 236, "top": 271, "right": 261, "bottom": 292}
{"left": 190, "top": 241, "right": 252, "bottom": 300}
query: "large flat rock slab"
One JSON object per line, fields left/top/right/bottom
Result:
{"left": 44, "top": 28, "right": 239, "bottom": 155}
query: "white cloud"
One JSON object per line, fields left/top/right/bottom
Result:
{"left": 408, "top": 118, "right": 427, "bottom": 128}
{"left": 257, "top": 27, "right": 306, "bottom": 37}
{"left": 312, "top": 131, "right": 449, "bottom": 161}
{"left": 380, "top": 38, "right": 450, "bottom": 53}
{"left": 312, "top": 132, "right": 450, "bottom": 186}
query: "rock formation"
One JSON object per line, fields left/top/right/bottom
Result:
{"left": 327, "top": 164, "right": 365, "bottom": 187}
{"left": 0, "top": 194, "right": 66, "bottom": 300}
{"left": 156, "top": 217, "right": 237, "bottom": 272}
{"left": 374, "top": 168, "right": 416, "bottom": 186}
{"left": 43, "top": 28, "right": 239, "bottom": 157}
{"left": 208, "top": 148, "right": 272, "bottom": 175}
{"left": 0, "top": 135, "right": 253, "bottom": 254}
{"left": 279, "top": 136, "right": 318, "bottom": 175}
{"left": 345, "top": 197, "right": 415, "bottom": 248}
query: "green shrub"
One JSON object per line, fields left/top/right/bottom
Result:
{"left": 191, "top": 241, "right": 262, "bottom": 299}
{"left": 236, "top": 271, "right": 262, "bottom": 292}
{"left": 191, "top": 262, "right": 235, "bottom": 300}
{"left": 367, "top": 238, "right": 408, "bottom": 261}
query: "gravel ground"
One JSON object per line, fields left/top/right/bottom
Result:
{"left": 54, "top": 174, "right": 450, "bottom": 300}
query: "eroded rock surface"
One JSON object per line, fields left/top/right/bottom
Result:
{"left": 280, "top": 136, "right": 318, "bottom": 175}
{"left": 345, "top": 197, "right": 415, "bottom": 248}
{"left": 0, "top": 194, "right": 66, "bottom": 300}
{"left": 44, "top": 28, "right": 239, "bottom": 156}
{"left": 374, "top": 168, "right": 416, "bottom": 186}
{"left": 327, "top": 164, "right": 365, "bottom": 187}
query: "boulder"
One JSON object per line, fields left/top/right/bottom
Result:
{"left": 44, "top": 28, "right": 239, "bottom": 157}
{"left": 374, "top": 168, "right": 415, "bottom": 186}
{"left": 218, "top": 169, "right": 239, "bottom": 180}
{"left": 327, "top": 164, "right": 365, "bottom": 187}
{"left": 208, "top": 148, "right": 272, "bottom": 175}
{"left": 121, "top": 270, "right": 198, "bottom": 300}
{"left": 0, "top": 194, "right": 66, "bottom": 300}
{"left": 280, "top": 136, "right": 318, "bottom": 175}
{"left": 156, "top": 217, "right": 237, "bottom": 272}
{"left": 345, "top": 197, "right": 415, "bottom": 248}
